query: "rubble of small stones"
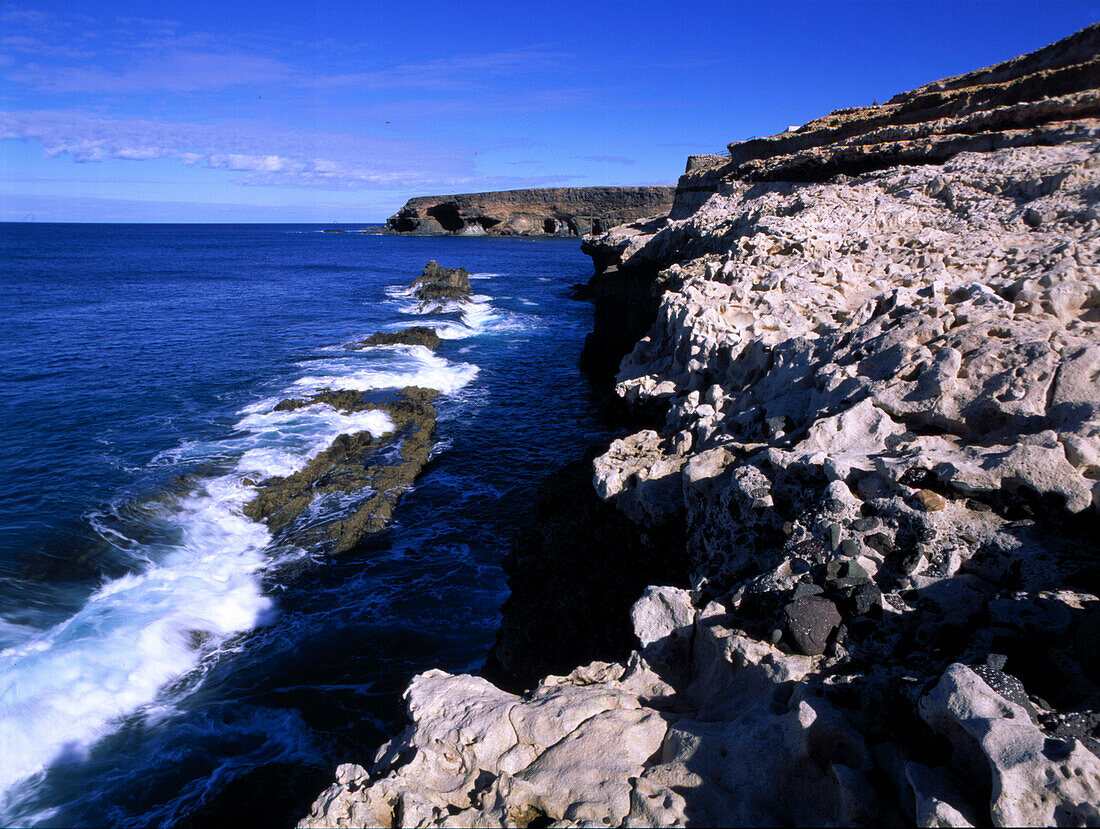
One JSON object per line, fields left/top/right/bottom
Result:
{"left": 301, "top": 25, "right": 1100, "bottom": 828}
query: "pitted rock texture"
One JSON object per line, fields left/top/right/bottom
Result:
{"left": 595, "top": 142, "right": 1100, "bottom": 591}
{"left": 577, "top": 24, "right": 1100, "bottom": 377}
{"left": 386, "top": 186, "right": 675, "bottom": 237}
{"left": 301, "top": 25, "right": 1100, "bottom": 828}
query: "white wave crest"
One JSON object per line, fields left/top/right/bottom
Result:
{"left": 0, "top": 476, "right": 273, "bottom": 796}
{"left": 294, "top": 346, "right": 478, "bottom": 395}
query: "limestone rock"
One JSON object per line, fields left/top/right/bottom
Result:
{"left": 631, "top": 586, "right": 695, "bottom": 650}
{"left": 920, "top": 663, "right": 1100, "bottom": 827}
{"left": 303, "top": 25, "right": 1100, "bottom": 829}
{"left": 299, "top": 664, "right": 670, "bottom": 828}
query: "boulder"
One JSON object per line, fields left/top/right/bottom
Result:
{"left": 920, "top": 663, "right": 1100, "bottom": 827}
{"left": 783, "top": 595, "right": 842, "bottom": 655}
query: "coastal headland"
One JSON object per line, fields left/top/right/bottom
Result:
{"left": 302, "top": 23, "right": 1100, "bottom": 828}
{"left": 385, "top": 186, "right": 677, "bottom": 237}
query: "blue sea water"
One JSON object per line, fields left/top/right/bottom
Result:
{"left": 0, "top": 223, "right": 605, "bottom": 827}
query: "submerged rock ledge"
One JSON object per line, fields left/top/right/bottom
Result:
{"left": 302, "top": 25, "right": 1100, "bottom": 828}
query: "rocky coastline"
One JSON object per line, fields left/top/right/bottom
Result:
{"left": 301, "top": 25, "right": 1100, "bottom": 828}
{"left": 243, "top": 263, "right": 474, "bottom": 555}
{"left": 385, "top": 187, "right": 676, "bottom": 237}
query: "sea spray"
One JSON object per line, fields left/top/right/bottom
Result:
{"left": 0, "top": 225, "right": 594, "bottom": 826}
{"left": 0, "top": 322, "right": 478, "bottom": 808}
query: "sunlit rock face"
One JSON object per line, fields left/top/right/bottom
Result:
{"left": 385, "top": 186, "right": 676, "bottom": 237}
{"left": 302, "top": 23, "right": 1100, "bottom": 828}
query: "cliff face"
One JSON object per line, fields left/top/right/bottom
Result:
{"left": 385, "top": 186, "right": 676, "bottom": 237}
{"left": 301, "top": 24, "right": 1100, "bottom": 829}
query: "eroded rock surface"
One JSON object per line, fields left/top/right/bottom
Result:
{"left": 302, "top": 24, "right": 1100, "bottom": 828}
{"left": 386, "top": 187, "right": 676, "bottom": 237}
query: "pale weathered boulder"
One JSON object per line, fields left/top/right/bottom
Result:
{"left": 920, "top": 663, "right": 1100, "bottom": 827}
{"left": 630, "top": 586, "right": 695, "bottom": 649}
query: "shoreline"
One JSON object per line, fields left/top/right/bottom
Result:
{"left": 300, "top": 23, "right": 1100, "bottom": 828}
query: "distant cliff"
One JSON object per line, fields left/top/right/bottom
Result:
{"left": 385, "top": 186, "right": 676, "bottom": 237}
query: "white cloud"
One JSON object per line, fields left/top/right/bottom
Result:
{"left": 0, "top": 109, "right": 491, "bottom": 190}
{"left": 8, "top": 49, "right": 292, "bottom": 93}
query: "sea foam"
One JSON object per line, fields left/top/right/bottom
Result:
{"left": 0, "top": 336, "right": 469, "bottom": 805}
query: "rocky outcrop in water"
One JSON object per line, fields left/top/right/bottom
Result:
{"left": 386, "top": 187, "right": 676, "bottom": 237}
{"left": 351, "top": 327, "right": 442, "bottom": 350}
{"left": 412, "top": 261, "right": 472, "bottom": 302}
{"left": 246, "top": 387, "right": 438, "bottom": 554}
{"left": 301, "top": 24, "right": 1100, "bottom": 827}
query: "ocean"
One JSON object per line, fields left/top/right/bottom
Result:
{"left": 0, "top": 223, "right": 605, "bottom": 827}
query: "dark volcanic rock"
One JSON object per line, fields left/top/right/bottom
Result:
{"left": 245, "top": 387, "right": 438, "bottom": 554}
{"left": 411, "top": 261, "right": 471, "bottom": 302}
{"left": 272, "top": 388, "right": 373, "bottom": 413}
{"left": 352, "top": 327, "right": 441, "bottom": 350}
{"left": 386, "top": 186, "right": 676, "bottom": 237}
{"left": 783, "top": 595, "right": 842, "bottom": 655}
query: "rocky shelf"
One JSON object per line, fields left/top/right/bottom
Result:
{"left": 301, "top": 23, "right": 1100, "bottom": 828}
{"left": 385, "top": 186, "right": 676, "bottom": 237}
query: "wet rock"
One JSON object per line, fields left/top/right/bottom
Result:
{"left": 411, "top": 260, "right": 472, "bottom": 302}
{"left": 246, "top": 387, "right": 438, "bottom": 553}
{"left": 272, "top": 388, "right": 374, "bottom": 413}
{"left": 352, "top": 327, "right": 441, "bottom": 350}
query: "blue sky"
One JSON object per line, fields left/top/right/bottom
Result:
{"left": 1, "top": 1, "right": 1096, "bottom": 222}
